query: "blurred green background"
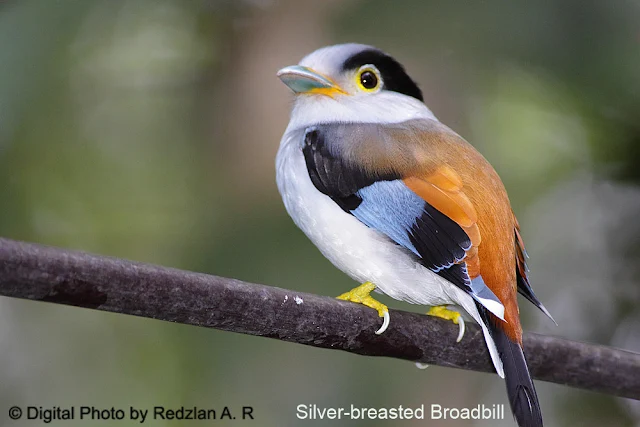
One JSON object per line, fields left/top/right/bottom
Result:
{"left": 1, "top": 0, "right": 639, "bottom": 426}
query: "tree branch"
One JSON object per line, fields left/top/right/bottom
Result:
{"left": 0, "top": 237, "right": 638, "bottom": 400}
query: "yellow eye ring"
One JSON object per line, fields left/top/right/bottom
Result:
{"left": 356, "top": 65, "right": 381, "bottom": 92}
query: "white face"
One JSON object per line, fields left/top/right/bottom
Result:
{"left": 282, "top": 44, "right": 438, "bottom": 132}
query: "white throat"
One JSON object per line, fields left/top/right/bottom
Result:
{"left": 284, "top": 92, "right": 438, "bottom": 134}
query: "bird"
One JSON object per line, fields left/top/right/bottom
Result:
{"left": 275, "top": 43, "right": 554, "bottom": 427}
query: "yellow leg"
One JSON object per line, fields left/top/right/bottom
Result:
{"left": 337, "top": 282, "right": 390, "bottom": 335}
{"left": 427, "top": 305, "right": 466, "bottom": 342}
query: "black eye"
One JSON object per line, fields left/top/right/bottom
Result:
{"left": 359, "top": 70, "right": 378, "bottom": 90}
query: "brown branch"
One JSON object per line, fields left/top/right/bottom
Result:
{"left": 0, "top": 237, "right": 638, "bottom": 400}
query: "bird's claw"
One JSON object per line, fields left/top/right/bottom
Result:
{"left": 427, "top": 305, "right": 465, "bottom": 342}
{"left": 337, "top": 281, "right": 390, "bottom": 334}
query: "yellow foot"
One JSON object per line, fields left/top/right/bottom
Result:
{"left": 337, "top": 282, "right": 390, "bottom": 335}
{"left": 427, "top": 305, "right": 466, "bottom": 342}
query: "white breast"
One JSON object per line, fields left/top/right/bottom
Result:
{"left": 277, "top": 130, "right": 455, "bottom": 306}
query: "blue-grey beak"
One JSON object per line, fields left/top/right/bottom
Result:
{"left": 277, "top": 65, "right": 343, "bottom": 95}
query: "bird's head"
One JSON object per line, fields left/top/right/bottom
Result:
{"left": 277, "top": 44, "right": 436, "bottom": 129}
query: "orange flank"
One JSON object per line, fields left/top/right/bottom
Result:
{"left": 403, "top": 166, "right": 483, "bottom": 279}
{"left": 402, "top": 129, "right": 523, "bottom": 343}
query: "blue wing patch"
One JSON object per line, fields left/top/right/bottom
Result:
{"left": 353, "top": 180, "right": 469, "bottom": 278}
{"left": 352, "top": 180, "right": 425, "bottom": 255}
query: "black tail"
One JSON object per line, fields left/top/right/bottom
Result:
{"left": 478, "top": 303, "right": 543, "bottom": 427}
